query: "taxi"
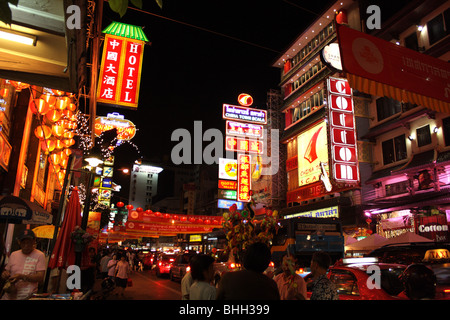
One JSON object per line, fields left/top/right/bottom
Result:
{"left": 305, "top": 257, "right": 408, "bottom": 300}
{"left": 155, "top": 252, "right": 176, "bottom": 277}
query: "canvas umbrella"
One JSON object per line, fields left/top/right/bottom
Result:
{"left": 345, "top": 233, "right": 387, "bottom": 252}
{"left": 48, "top": 187, "right": 82, "bottom": 269}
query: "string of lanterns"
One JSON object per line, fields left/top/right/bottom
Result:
{"left": 32, "top": 87, "right": 78, "bottom": 187}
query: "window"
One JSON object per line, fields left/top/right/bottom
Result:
{"left": 404, "top": 32, "right": 419, "bottom": 51}
{"left": 376, "top": 97, "right": 401, "bottom": 121}
{"left": 329, "top": 270, "right": 359, "bottom": 296}
{"left": 416, "top": 125, "right": 431, "bottom": 147}
{"left": 382, "top": 134, "right": 407, "bottom": 165}
{"left": 442, "top": 116, "right": 450, "bottom": 146}
{"left": 427, "top": 13, "right": 446, "bottom": 45}
{"left": 385, "top": 180, "right": 409, "bottom": 196}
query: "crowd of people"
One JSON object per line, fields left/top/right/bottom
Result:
{"left": 0, "top": 229, "right": 440, "bottom": 301}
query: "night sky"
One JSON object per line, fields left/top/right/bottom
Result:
{"left": 96, "top": 0, "right": 411, "bottom": 170}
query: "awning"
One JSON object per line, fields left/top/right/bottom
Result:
{"left": 336, "top": 25, "right": 450, "bottom": 113}
{"left": 0, "top": 195, "right": 52, "bottom": 225}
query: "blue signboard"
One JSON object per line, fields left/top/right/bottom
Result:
{"left": 217, "top": 199, "right": 244, "bottom": 210}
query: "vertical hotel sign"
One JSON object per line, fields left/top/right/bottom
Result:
{"left": 328, "top": 77, "right": 359, "bottom": 183}
{"left": 97, "top": 22, "right": 148, "bottom": 109}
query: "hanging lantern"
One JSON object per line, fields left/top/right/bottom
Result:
{"left": 49, "top": 152, "right": 60, "bottom": 165}
{"left": 58, "top": 170, "right": 66, "bottom": 181}
{"left": 30, "top": 99, "right": 49, "bottom": 115}
{"left": 63, "top": 138, "right": 75, "bottom": 147}
{"left": 34, "top": 125, "right": 52, "bottom": 140}
{"left": 164, "top": 213, "right": 170, "bottom": 219}
{"left": 54, "top": 139, "right": 65, "bottom": 149}
{"left": 0, "top": 88, "right": 9, "bottom": 98}
{"left": 136, "top": 207, "right": 143, "bottom": 212}
{"left": 67, "top": 103, "right": 77, "bottom": 112}
{"left": 40, "top": 93, "right": 57, "bottom": 106}
{"left": 61, "top": 109, "right": 73, "bottom": 119}
{"left": 59, "top": 157, "right": 68, "bottom": 168}
{"left": 53, "top": 90, "right": 65, "bottom": 96}
{"left": 173, "top": 215, "right": 179, "bottom": 221}
{"left": 126, "top": 204, "right": 133, "bottom": 210}
{"left": 55, "top": 97, "right": 69, "bottom": 110}
{"left": 45, "top": 109, "right": 61, "bottom": 122}
{"left": 62, "top": 131, "right": 75, "bottom": 139}
{"left": 204, "top": 219, "right": 211, "bottom": 225}
{"left": 40, "top": 138, "right": 56, "bottom": 153}
{"left": 189, "top": 217, "right": 195, "bottom": 223}
{"left": 52, "top": 124, "right": 64, "bottom": 137}
{"left": 63, "top": 148, "right": 72, "bottom": 157}
{"left": 145, "top": 209, "right": 152, "bottom": 215}
{"left": 155, "top": 212, "right": 161, "bottom": 217}
{"left": 180, "top": 216, "right": 187, "bottom": 222}
{"left": 117, "top": 202, "right": 124, "bottom": 208}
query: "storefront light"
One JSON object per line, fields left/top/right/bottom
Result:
{"left": 0, "top": 27, "right": 37, "bottom": 46}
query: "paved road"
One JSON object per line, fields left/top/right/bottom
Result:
{"left": 93, "top": 269, "right": 182, "bottom": 300}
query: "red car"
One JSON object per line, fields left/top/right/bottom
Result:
{"left": 155, "top": 253, "right": 176, "bottom": 277}
{"left": 305, "top": 257, "right": 408, "bottom": 300}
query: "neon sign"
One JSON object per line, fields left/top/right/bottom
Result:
{"left": 222, "top": 104, "right": 267, "bottom": 124}
{"left": 225, "top": 136, "right": 263, "bottom": 154}
{"left": 97, "top": 25, "right": 146, "bottom": 109}
{"left": 328, "top": 77, "right": 359, "bottom": 183}
{"left": 94, "top": 112, "right": 136, "bottom": 140}
{"left": 226, "top": 121, "right": 263, "bottom": 139}
{"left": 237, "top": 154, "right": 252, "bottom": 202}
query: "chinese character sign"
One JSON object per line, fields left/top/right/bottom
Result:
{"left": 97, "top": 34, "right": 145, "bottom": 109}
{"left": 237, "top": 154, "right": 251, "bottom": 202}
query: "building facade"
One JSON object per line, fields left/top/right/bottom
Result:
{"left": 128, "top": 162, "right": 163, "bottom": 210}
{"left": 361, "top": 0, "right": 450, "bottom": 241}
{"left": 273, "top": 0, "right": 370, "bottom": 235}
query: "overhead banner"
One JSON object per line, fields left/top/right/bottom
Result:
{"left": 336, "top": 24, "right": 450, "bottom": 113}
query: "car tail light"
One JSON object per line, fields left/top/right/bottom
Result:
{"left": 158, "top": 262, "right": 162, "bottom": 266}
{"left": 269, "top": 261, "right": 274, "bottom": 267}
{"left": 186, "top": 266, "right": 191, "bottom": 272}
{"left": 229, "top": 263, "right": 236, "bottom": 269}
{"left": 170, "top": 258, "right": 175, "bottom": 262}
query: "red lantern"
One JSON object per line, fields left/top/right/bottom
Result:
{"left": 31, "top": 99, "right": 49, "bottom": 115}
{"left": 212, "top": 219, "right": 218, "bottom": 225}
{"left": 155, "top": 212, "right": 161, "bottom": 217}
{"left": 189, "top": 217, "right": 195, "bottom": 223}
{"left": 196, "top": 218, "right": 203, "bottom": 224}
{"left": 173, "top": 215, "right": 179, "bottom": 221}
{"left": 164, "top": 213, "right": 170, "bottom": 219}
{"left": 34, "top": 125, "right": 52, "bottom": 140}
{"left": 126, "top": 204, "right": 133, "bottom": 210}
{"left": 136, "top": 207, "right": 143, "bottom": 212}
{"left": 180, "top": 216, "right": 187, "bottom": 222}
{"left": 46, "top": 109, "right": 61, "bottom": 122}
{"left": 366, "top": 218, "right": 372, "bottom": 224}
{"left": 205, "top": 219, "right": 211, "bottom": 225}
{"left": 117, "top": 202, "right": 124, "bottom": 208}
{"left": 40, "top": 93, "right": 57, "bottom": 106}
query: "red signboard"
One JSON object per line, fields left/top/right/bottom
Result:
{"left": 225, "top": 136, "right": 263, "bottom": 154}
{"left": 336, "top": 24, "right": 450, "bottom": 105}
{"left": 97, "top": 34, "right": 145, "bottom": 109}
{"left": 237, "top": 154, "right": 251, "bottom": 202}
{"left": 226, "top": 121, "right": 263, "bottom": 139}
{"left": 328, "top": 77, "right": 359, "bottom": 183}
{"left": 415, "top": 215, "right": 449, "bottom": 242}
{"left": 218, "top": 179, "right": 237, "bottom": 190}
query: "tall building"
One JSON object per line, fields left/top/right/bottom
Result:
{"left": 273, "top": 0, "right": 370, "bottom": 232}
{"left": 360, "top": 0, "right": 450, "bottom": 241}
{"left": 128, "top": 162, "right": 163, "bottom": 210}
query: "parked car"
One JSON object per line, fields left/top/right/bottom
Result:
{"left": 368, "top": 244, "right": 450, "bottom": 300}
{"left": 155, "top": 253, "right": 176, "bottom": 277}
{"left": 304, "top": 257, "right": 408, "bottom": 300}
{"left": 170, "top": 252, "right": 197, "bottom": 282}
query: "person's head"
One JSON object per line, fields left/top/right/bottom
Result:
{"left": 112, "top": 254, "right": 117, "bottom": 260}
{"left": 401, "top": 264, "right": 437, "bottom": 300}
{"left": 17, "top": 229, "right": 37, "bottom": 255}
{"left": 281, "top": 254, "right": 297, "bottom": 276}
{"left": 310, "top": 251, "right": 332, "bottom": 276}
{"left": 191, "top": 254, "right": 215, "bottom": 282}
{"left": 243, "top": 242, "right": 271, "bottom": 273}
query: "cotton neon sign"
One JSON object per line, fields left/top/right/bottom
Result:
{"left": 328, "top": 77, "right": 359, "bottom": 183}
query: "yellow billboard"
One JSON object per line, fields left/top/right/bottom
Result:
{"left": 297, "top": 121, "right": 329, "bottom": 187}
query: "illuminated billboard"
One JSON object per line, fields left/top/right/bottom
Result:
{"left": 218, "top": 158, "right": 237, "bottom": 180}
{"left": 237, "top": 154, "right": 252, "bottom": 202}
{"left": 94, "top": 112, "right": 136, "bottom": 140}
{"left": 297, "top": 121, "right": 329, "bottom": 187}
{"left": 222, "top": 104, "right": 267, "bottom": 124}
